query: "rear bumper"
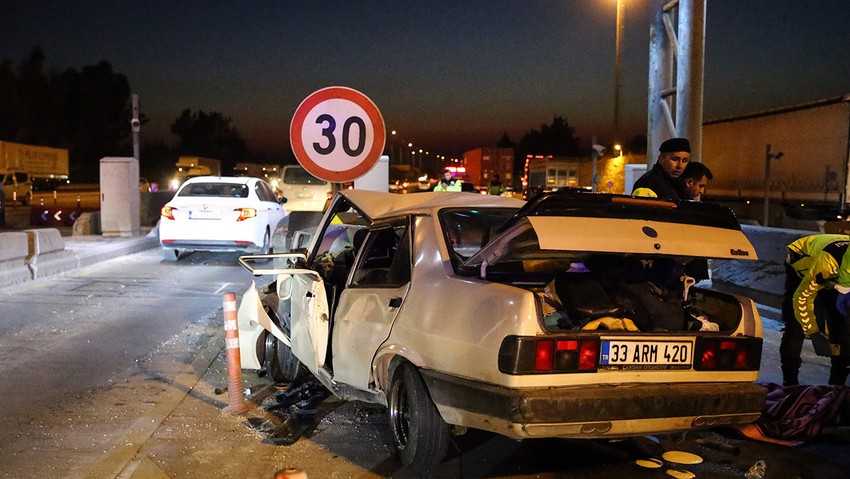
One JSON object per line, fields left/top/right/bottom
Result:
{"left": 160, "top": 239, "right": 260, "bottom": 252}
{"left": 420, "top": 369, "right": 766, "bottom": 439}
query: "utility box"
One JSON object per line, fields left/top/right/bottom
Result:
{"left": 100, "top": 157, "right": 140, "bottom": 237}
{"left": 354, "top": 154, "right": 390, "bottom": 192}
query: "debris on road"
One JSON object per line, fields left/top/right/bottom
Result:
{"left": 243, "top": 378, "right": 330, "bottom": 445}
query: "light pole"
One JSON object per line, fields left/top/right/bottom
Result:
{"left": 614, "top": 0, "right": 624, "bottom": 146}
{"left": 763, "top": 144, "right": 784, "bottom": 227}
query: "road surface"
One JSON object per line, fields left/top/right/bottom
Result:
{"left": 0, "top": 247, "right": 847, "bottom": 479}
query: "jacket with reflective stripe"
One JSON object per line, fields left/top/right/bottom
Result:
{"left": 787, "top": 234, "right": 850, "bottom": 334}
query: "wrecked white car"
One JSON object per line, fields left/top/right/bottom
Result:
{"left": 236, "top": 189, "right": 766, "bottom": 469}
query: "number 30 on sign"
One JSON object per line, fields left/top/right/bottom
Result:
{"left": 289, "top": 86, "right": 386, "bottom": 183}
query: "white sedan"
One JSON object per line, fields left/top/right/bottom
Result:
{"left": 237, "top": 190, "right": 766, "bottom": 471}
{"left": 159, "top": 176, "right": 287, "bottom": 261}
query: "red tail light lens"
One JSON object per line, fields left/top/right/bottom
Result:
{"left": 236, "top": 208, "right": 257, "bottom": 221}
{"left": 534, "top": 340, "right": 554, "bottom": 371}
{"left": 161, "top": 206, "right": 175, "bottom": 220}
{"left": 695, "top": 338, "right": 762, "bottom": 371}
{"left": 500, "top": 336, "right": 598, "bottom": 374}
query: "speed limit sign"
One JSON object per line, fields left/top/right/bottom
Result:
{"left": 290, "top": 86, "right": 386, "bottom": 183}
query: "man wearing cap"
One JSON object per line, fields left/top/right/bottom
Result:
{"left": 631, "top": 137, "right": 691, "bottom": 201}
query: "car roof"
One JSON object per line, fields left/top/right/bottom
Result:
{"left": 183, "top": 176, "right": 257, "bottom": 185}
{"left": 340, "top": 189, "right": 526, "bottom": 220}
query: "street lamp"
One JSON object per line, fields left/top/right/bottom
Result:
{"left": 763, "top": 144, "right": 784, "bottom": 227}
{"left": 614, "top": 0, "right": 625, "bottom": 146}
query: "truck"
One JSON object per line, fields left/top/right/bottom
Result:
{"left": 0, "top": 141, "right": 70, "bottom": 204}
{"left": 702, "top": 94, "right": 850, "bottom": 225}
{"left": 170, "top": 156, "right": 221, "bottom": 190}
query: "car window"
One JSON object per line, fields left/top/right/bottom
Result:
{"left": 255, "top": 181, "right": 277, "bottom": 202}
{"left": 283, "top": 167, "right": 327, "bottom": 186}
{"left": 178, "top": 182, "right": 249, "bottom": 198}
{"left": 439, "top": 208, "right": 518, "bottom": 263}
{"left": 14, "top": 172, "right": 28, "bottom": 183}
{"left": 352, "top": 223, "right": 411, "bottom": 287}
{"left": 310, "top": 198, "right": 369, "bottom": 260}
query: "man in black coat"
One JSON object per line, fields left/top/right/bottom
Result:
{"left": 631, "top": 137, "right": 691, "bottom": 201}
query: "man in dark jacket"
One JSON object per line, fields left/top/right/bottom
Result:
{"left": 631, "top": 137, "right": 690, "bottom": 201}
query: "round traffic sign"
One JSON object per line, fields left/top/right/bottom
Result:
{"left": 290, "top": 86, "right": 386, "bottom": 183}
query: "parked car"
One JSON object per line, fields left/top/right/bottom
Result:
{"left": 0, "top": 169, "right": 32, "bottom": 205}
{"left": 278, "top": 165, "right": 332, "bottom": 212}
{"left": 159, "top": 176, "right": 287, "bottom": 261}
{"left": 236, "top": 189, "right": 766, "bottom": 470}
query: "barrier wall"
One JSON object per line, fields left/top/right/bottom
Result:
{"left": 711, "top": 225, "right": 812, "bottom": 302}
{"left": 0, "top": 231, "right": 33, "bottom": 286}
{"left": 25, "top": 228, "right": 78, "bottom": 279}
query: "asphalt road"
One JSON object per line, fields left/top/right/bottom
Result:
{"left": 0, "top": 247, "right": 847, "bottom": 479}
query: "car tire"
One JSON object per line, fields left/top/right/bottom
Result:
{"left": 162, "top": 247, "right": 180, "bottom": 262}
{"left": 389, "top": 362, "right": 451, "bottom": 470}
{"left": 262, "top": 300, "right": 303, "bottom": 383}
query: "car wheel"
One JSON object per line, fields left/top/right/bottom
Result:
{"left": 262, "top": 301, "right": 303, "bottom": 383}
{"left": 162, "top": 247, "right": 180, "bottom": 262}
{"left": 389, "top": 363, "right": 451, "bottom": 470}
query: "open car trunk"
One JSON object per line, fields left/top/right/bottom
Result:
{"left": 458, "top": 194, "right": 758, "bottom": 334}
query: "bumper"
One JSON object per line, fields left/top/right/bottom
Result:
{"left": 160, "top": 239, "right": 260, "bottom": 252}
{"left": 420, "top": 369, "right": 767, "bottom": 439}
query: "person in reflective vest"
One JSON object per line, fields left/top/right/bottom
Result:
{"left": 434, "top": 170, "right": 462, "bottom": 192}
{"left": 780, "top": 234, "right": 850, "bottom": 385}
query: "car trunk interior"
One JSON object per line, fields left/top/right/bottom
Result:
{"left": 482, "top": 253, "right": 744, "bottom": 334}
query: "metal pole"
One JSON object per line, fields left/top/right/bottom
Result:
{"left": 614, "top": 0, "right": 624, "bottom": 146}
{"left": 131, "top": 94, "right": 140, "bottom": 162}
{"left": 592, "top": 135, "right": 599, "bottom": 192}
{"left": 676, "top": 0, "right": 706, "bottom": 163}
{"left": 763, "top": 144, "right": 772, "bottom": 227}
{"left": 647, "top": 0, "right": 674, "bottom": 165}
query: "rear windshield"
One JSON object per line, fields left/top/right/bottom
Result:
{"left": 283, "top": 167, "right": 327, "bottom": 186}
{"left": 439, "top": 207, "right": 519, "bottom": 266}
{"left": 178, "top": 182, "right": 249, "bottom": 198}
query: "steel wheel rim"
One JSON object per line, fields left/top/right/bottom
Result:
{"left": 389, "top": 378, "right": 409, "bottom": 451}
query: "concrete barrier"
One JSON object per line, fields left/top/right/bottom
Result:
{"left": 0, "top": 231, "right": 33, "bottom": 287}
{"left": 711, "top": 224, "right": 811, "bottom": 303}
{"left": 72, "top": 211, "right": 102, "bottom": 236}
{"left": 25, "top": 228, "right": 79, "bottom": 279}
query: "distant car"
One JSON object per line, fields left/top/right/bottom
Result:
{"left": 236, "top": 190, "right": 766, "bottom": 470}
{"left": 0, "top": 169, "right": 32, "bottom": 205}
{"left": 159, "top": 176, "right": 287, "bottom": 261}
{"left": 278, "top": 165, "right": 332, "bottom": 212}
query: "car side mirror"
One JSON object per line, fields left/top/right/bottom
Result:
{"left": 279, "top": 196, "right": 288, "bottom": 204}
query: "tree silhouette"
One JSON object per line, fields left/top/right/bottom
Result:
{"left": 0, "top": 48, "right": 132, "bottom": 182}
{"left": 170, "top": 109, "right": 250, "bottom": 173}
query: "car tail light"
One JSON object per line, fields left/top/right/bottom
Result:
{"left": 236, "top": 208, "right": 257, "bottom": 221}
{"left": 694, "top": 337, "right": 762, "bottom": 371}
{"left": 499, "top": 336, "right": 599, "bottom": 374}
{"left": 161, "top": 206, "right": 176, "bottom": 220}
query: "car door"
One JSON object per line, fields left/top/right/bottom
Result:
{"left": 286, "top": 195, "right": 368, "bottom": 377}
{"left": 331, "top": 219, "right": 411, "bottom": 390}
{"left": 286, "top": 268, "right": 331, "bottom": 374}
{"left": 255, "top": 180, "right": 285, "bottom": 233}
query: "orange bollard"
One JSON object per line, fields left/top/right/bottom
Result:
{"left": 274, "top": 468, "right": 307, "bottom": 479}
{"left": 223, "top": 292, "right": 251, "bottom": 414}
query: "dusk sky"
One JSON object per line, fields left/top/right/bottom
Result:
{"left": 4, "top": 1, "right": 850, "bottom": 158}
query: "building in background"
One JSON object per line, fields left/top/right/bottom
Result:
{"left": 461, "top": 147, "right": 514, "bottom": 188}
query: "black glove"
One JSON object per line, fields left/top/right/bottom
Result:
{"left": 810, "top": 332, "right": 832, "bottom": 357}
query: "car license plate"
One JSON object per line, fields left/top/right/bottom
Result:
{"left": 599, "top": 340, "right": 692, "bottom": 370}
{"left": 189, "top": 210, "right": 221, "bottom": 220}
